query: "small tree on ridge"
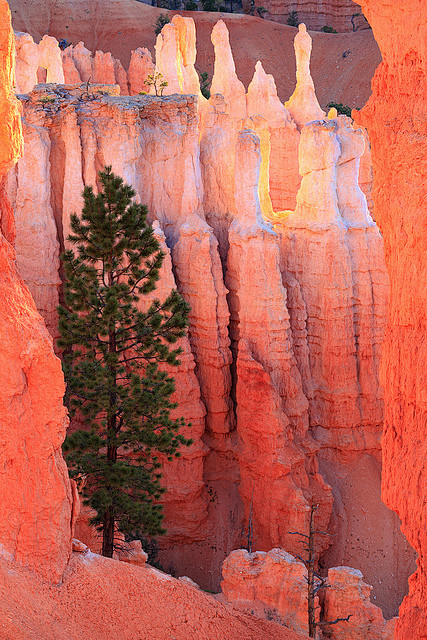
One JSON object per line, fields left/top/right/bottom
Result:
{"left": 59, "top": 167, "right": 192, "bottom": 557}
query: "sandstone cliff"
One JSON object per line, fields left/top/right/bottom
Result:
{"left": 0, "top": 5, "right": 308, "bottom": 638}
{"left": 5, "top": 16, "right": 416, "bottom": 618}
{"left": 0, "top": 0, "right": 74, "bottom": 583}
{"left": 354, "top": 0, "right": 427, "bottom": 637}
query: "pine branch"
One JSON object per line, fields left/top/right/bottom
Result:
{"left": 317, "top": 615, "right": 352, "bottom": 627}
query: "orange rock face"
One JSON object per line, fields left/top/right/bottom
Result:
{"left": 222, "top": 548, "right": 313, "bottom": 636}
{"left": 323, "top": 566, "right": 396, "bottom": 640}
{"left": 0, "top": 0, "right": 74, "bottom": 583}
{"left": 354, "top": 0, "right": 427, "bottom": 637}
{"left": 5, "top": 19, "right": 415, "bottom": 614}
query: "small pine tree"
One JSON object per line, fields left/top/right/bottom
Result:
{"left": 199, "top": 71, "right": 211, "bottom": 99}
{"left": 287, "top": 10, "right": 299, "bottom": 27}
{"left": 288, "top": 503, "right": 351, "bottom": 637}
{"left": 154, "top": 13, "right": 171, "bottom": 37}
{"left": 59, "top": 167, "right": 192, "bottom": 557}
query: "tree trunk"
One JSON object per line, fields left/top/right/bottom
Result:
{"left": 102, "top": 267, "right": 118, "bottom": 558}
{"left": 307, "top": 504, "right": 316, "bottom": 637}
{"left": 102, "top": 511, "right": 115, "bottom": 557}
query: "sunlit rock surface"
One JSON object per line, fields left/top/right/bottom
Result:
{"left": 0, "top": 0, "right": 74, "bottom": 583}
{"left": 354, "top": 0, "right": 427, "bottom": 637}
{"left": 5, "top": 14, "right": 416, "bottom": 619}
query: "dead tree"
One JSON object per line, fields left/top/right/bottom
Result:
{"left": 288, "top": 503, "right": 351, "bottom": 638}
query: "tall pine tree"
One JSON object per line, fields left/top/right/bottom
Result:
{"left": 59, "top": 167, "right": 191, "bottom": 557}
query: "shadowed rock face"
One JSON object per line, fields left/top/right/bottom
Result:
{"left": 354, "top": 1, "right": 427, "bottom": 638}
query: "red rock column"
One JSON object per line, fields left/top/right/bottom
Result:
{"left": 355, "top": 1, "right": 427, "bottom": 637}
{"left": 0, "top": 0, "right": 74, "bottom": 582}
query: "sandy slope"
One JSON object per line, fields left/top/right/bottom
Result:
{"left": 8, "top": 0, "right": 381, "bottom": 107}
{"left": 0, "top": 553, "right": 306, "bottom": 640}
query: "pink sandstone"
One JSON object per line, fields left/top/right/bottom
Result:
{"left": 38, "top": 35, "right": 64, "bottom": 84}
{"left": 14, "top": 31, "right": 38, "bottom": 93}
{"left": 285, "top": 24, "right": 325, "bottom": 129}
{"left": 128, "top": 46, "right": 154, "bottom": 95}
{"left": 1, "top": 2, "right": 424, "bottom": 637}
{"left": 221, "top": 548, "right": 313, "bottom": 636}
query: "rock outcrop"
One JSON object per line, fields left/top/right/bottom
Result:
{"left": 222, "top": 548, "right": 312, "bottom": 636}
{"left": 285, "top": 24, "right": 326, "bottom": 128}
{"left": 354, "top": 0, "right": 427, "bottom": 637}
{"left": 323, "top": 566, "right": 396, "bottom": 640}
{"left": 221, "top": 550, "right": 397, "bottom": 639}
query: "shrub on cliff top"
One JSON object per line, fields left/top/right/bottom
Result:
{"left": 326, "top": 101, "right": 353, "bottom": 118}
{"left": 59, "top": 167, "right": 191, "bottom": 557}
{"left": 154, "top": 13, "right": 171, "bottom": 36}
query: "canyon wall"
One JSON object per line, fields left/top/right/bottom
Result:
{"left": 0, "top": 0, "right": 74, "bottom": 583}
{"left": 0, "top": 6, "right": 307, "bottom": 639}
{"left": 5, "top": 16, "right": 416, "bottom": 618}
{"left": 354, "top": 0, "right": 427, "bottom": 637}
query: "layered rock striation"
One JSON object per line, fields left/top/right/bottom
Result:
{"left": 354, "top": 0, "right": 427, "bottom": 637}
{"left": 0, "top": 0, "right": 74, "bottom": 583}
{"left": 253, "top": 0, "right": 370, "bottom": 32}
{"left": 6, "top": 15, "right": 415, "bottom": 617}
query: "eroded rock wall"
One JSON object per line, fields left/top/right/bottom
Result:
{"left": 354, "top": 0, "right": 427, "bottom": 636}
{"left": 5, "top": 17, "right": 415, "bottom": 618}
{"left": 0, "top": 0, "right": 74, "bottom": 583}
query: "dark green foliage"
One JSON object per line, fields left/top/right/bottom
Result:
{"left": 351, "top": 12, "right": 360, "bottom": 31}
{"left": 202, "top": 0, "right": 217, "bottom": 11}
{"left": 199, "top": 71, "right": 211, "bottom": 99}
{"left": 321, "top": 25, "right": 338, "bottom": 33}
{"left": 154, "top": 13, "right": 171, "bottom": 36}
{"left": 59, "top": 167, "right": 192, "bottom": 557}
{"left": 287, "top": 10, "right": 298, "bottom": 27}
{"left": 326, "top": 101, "right": 353, "bottom": 118}
{"left": 185, "top": 0, "right": 198, "bottom": 9}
